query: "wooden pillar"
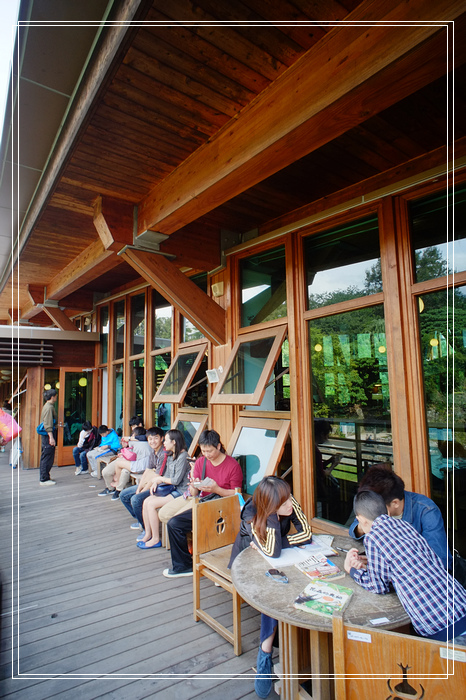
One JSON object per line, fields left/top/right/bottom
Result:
{"left": 21, "top": 367, "right": 43, "bottom": 469}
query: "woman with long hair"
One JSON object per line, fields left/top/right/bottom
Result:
{"left": 137, "top": 429, "right": 190, "bottom": 549}
{"left": 229, "top": 476, "right": 312, "bottom": 698}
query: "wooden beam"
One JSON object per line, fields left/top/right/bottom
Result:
{"left": 27, "top": 285, "right": 44, "bottom": 305}
{"left": 8, "top": 309, "right": 20, "bottom": 323}
{"left": 93, "top": 196, "right": 134, "bottom": 251}
{"left": 41, "top": 306, "right": 78, "bottom": 332}
{"left": 121, "top": 248, "right": 226, "bottom": 346}
{"left": 137, "top": 0, "right": 463, "bottom": 236}
{"left": 46, "top": 240, "right": 118, "bottom": 300}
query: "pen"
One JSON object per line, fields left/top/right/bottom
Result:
{"left": 335, "top": 546, "right": 351, "bottom": 553}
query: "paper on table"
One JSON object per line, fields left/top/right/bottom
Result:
{"left": 256, "top": 541, "right": 337, "bottom": 568}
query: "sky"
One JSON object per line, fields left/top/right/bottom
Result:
{"left": 0, "top": 0, "right": 21, "bottom": 148}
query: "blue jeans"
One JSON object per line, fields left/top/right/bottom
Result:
{"left": 72, "top": 446, "right": 89, "bottom": 470}
{"left": 120, "top": 485, "right": 151, "bottom": 527}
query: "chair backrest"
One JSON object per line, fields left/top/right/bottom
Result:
{"left": 192, "top": 493, "right": 242, "bottom": 557}
{"left": 332, "top": 611, "right": 466, "bottom": 699}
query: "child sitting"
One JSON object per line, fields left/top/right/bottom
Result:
{"left": 344, "top": 490, "right": 466, "bottom": 641}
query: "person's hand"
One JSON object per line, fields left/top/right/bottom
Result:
{"left": 344, "top": 548, "right": 365, "bottom": 573}
{"left": 332, "top": 454, "right": 342, "bottom": 467}
{"left": 249, "top": 541, "right": 258, "bottom": 551}
{"left": 49, "top": 435, "right": 56, "bottom": 447}
{"left": 197, "top": 478, "right": 218, "bottom": 494}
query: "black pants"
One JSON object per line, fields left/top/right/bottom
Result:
{"left": 167, "top": 509, "right": 194, "bottom": 572}
{"left": 39, "top": 433, "right": 56, "bottom": 482}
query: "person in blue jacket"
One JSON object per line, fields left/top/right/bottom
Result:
{"left": 348, "top": 464, "right": 452, "bottom": 570}
{"left": 86, "top": 425, "right": 121, "bottom": 476}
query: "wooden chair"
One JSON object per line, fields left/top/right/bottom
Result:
{"left": 192, "top": 492, "right": 243, "bottom": 655}
{"left": 96, "top": 453, "right": 117, "bottom": 479}
{"left": 332, "top": 611, "right": 466, "bottom": 699}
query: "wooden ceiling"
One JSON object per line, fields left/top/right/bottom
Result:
{"left": 1, "top": 0, "right": 465, "bottom": 326}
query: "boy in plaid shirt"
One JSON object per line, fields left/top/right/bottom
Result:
{"left": 344, "top": 490, "right": 466, "bottom": 641}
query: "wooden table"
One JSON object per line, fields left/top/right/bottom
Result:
{"left": 231, "top": 535, "right": 409, "bottom": 700}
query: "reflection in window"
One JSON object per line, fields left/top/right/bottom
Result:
{"left": 309, "top": 305, "right": 392, "bottom": 525}
{"left": 131, "top": 359, "right": 144, "bottom": 418}
{"left": 114, "top": 364, "right": 124, "bottom": 434}
{"left": 418, "top": 286, "right": 466, "bottom": 551}
{"left": 410, "top": 184, "right": 466, "bottom": 282}
{"left": 114, "top": 300, "right": 125, "bottom": 360}
{"left": 131, "top": 294, "right": 145, "bottom": 356}
{"left": 248, "top": 339, "right": 290, "bottom": 411}
{"left": 221, "top": 337, "right": 275, "bottom": 396}
{"left": 153, "top": 352, "right": 171, "bottom": 428}
{"left": 182, "top": 273, "right": 207, "bottom": 342}
{"left": 63, "top": 372, "right": 92, "bottom": 446}
{"left": 304, "top": 214, "right": 381, "bottom": 309}
{"left": 154, "top": 344, "right": 207, "bottom": 403}
{"left": 184, "top": 353, "right": 208, "bottom": 408}
{"left": 100, "top": 306, "right": 109, "bottom": 363}
{"left": 173, "top": 414, "right": 208, "bottom": 454}
{"left": 153, "top": 290, "right": 172, "bottom": 350}
{"left": 240, "top": 246, "right": 287, "bottom": 327}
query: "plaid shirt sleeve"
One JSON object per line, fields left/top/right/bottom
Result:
{"left": 349, "top": 537, "right": 391, "bottom": 594}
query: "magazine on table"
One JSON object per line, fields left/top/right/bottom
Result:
{"left": 256, "top": 538, "right": 337, "bottom": 568}
{"left": 295, "top": 554, "right": 345, "bottom": 582}
{"left": 293, "top": 580, "right": 353, "bottom": 618}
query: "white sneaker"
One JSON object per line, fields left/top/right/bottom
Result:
{"left": 130, "top": 521, "right": 142, "bottom": 530}
{"left": 90, "top": 471, "right": 98, "bottom": 478}
{"left": 39, "top": 480, "right": 56, "bottom": 486}
{"left": 75, "top": 467, "right": 80, "bottom": 475}
{"left": 136, "top": 531, "right": 146, "bottom": 541}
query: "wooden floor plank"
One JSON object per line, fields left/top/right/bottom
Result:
{"left": 1, "top": 453, "right": 282, "bottom": 698}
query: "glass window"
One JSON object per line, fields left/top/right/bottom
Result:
{"left": 418, "top": 285, "right": 466, "bottom": 550}
{"left": 130, "top": 359, "right": 144, "bottom": 419}
{"left": 44, "top": 370, "right": 59, "bottom": 392}
{"left": 304, "top": 214, "right": 381, "bottom": 309}
{"left": 114, "top": 300, "right": 125, "bottom": 360}
{"left": 114, "top": 364, "right": 124, "bottom": 434}
{"left": 226, "top": 418, "right": 291, "bottom": 495}
{"left": 309, "top": 305, "right": 392, "bottom": 525}
{"left": 182, "top": 272, "right": 207, "bottom": 342}
{"left": 153, "top": 343, "right": 208, "bottom": 403}
{"left": 153, "top": 352, "right": 171, "bottom": 428}
{"left": 153, "top": 290, "right": 172, "bottom": 350}
{"left": 184, "top": 352, "right": 208, "bottom": 408}
{"left": 210, "top": 326, "right": 287, "bottom": 405}
{"left": 100, "top": 306, "right": 109, "bottom": 364}
{"left": 63, "top": 372, "right": 93, "bottom": 447}
{"left": 130, "top": 294, "right": 145, "bottom": 356}
{"left": 410, "top": 184, "right": 466, "bottom": 282}
{"left": 240, "top": 245, "right": 287, "bottom": 327}
{"left": 173, "top": 413, "right": 209, "bottom": 455}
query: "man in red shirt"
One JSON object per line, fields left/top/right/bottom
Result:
{"left": 163, "top": 429, "right": 243, "bottom": 578}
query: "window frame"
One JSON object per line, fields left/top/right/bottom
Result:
{"left": 152, "top": 341, "right": 208, "bottom": 404}
{"left": 210, "top": 325, "right": 288, "bottom": 405}
{"left": 171, "top": 412, "right": 209, "bottom": 456}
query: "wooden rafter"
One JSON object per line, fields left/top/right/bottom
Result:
{"left": 41, "top": 307, "right": 78, "bottom": 332}
{"left": 121, "top": 248, "right": 226, "bottom": 346}
{"left": 137, "top": 0, "right": 463, "bottom": 236}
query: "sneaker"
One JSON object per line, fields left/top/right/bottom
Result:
{"left": 75, "top": 467, "right": 80, "bottom": 475}
{"left": 39, "top": 480, "right": 56, "bottom": 486}
{"left": 90, "top": 471, "right": 98, "bottom": 478}
{"left": 162, "top": 568, "right": 193, "bottom": 578}
{"left": 136, "top": 531, "right": 146, "bottom": 541}
{"left": 76, "top": 468, "right": 88, "bottom": 475}
{"left": 255, "top": 646, "right": 273, "bottom": 699}
{"left": 111, "top": 490, "right": 120, "bottom": 501}
{"left": 98, "top": 488, "right": 113, "bottom": 496}
{"left": 130, "top": 521, "right": 142, "bottom": 530}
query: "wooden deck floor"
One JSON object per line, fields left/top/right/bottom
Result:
{"left": 0, "top": 452, "right": 279, "bottom": 699}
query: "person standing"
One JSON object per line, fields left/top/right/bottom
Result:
{"left": 39, "top": 388, "right": 58, "bottom": 486}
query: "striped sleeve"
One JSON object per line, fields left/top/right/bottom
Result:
{"left": 251, "top": 518, "right": 281, "bottom": 557}
{"left": 286, "top": 496, "right": 313, "bottom": 546}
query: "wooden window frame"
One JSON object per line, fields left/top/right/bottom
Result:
{"left": 172, "top": 412, "right": 209, "bottom": 456}
{"left": 226, "top": 417, "right": 291, "bottom": 494}
{"left": 153, "top": 340, "right": 208, "bottom": 404}
{"left": 210, "top": 325, "right": 288, "bottom": 406}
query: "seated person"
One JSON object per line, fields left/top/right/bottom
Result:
{"left": 119, "top": 427, "right": 166, "bottom": 530}
{"left": 121, "top": 415, "right": 146, "bottom": 447}
{"left": 162, "top": 429, "right": 243, "bottom": 579}
{"left": 73, "top": 421, "right": 100, "bottom": 474}
{"left": 229, "top": 476, "right": 312, "bottom": 699}
{"left": 431, "top": 440, "right": 466, "bottom": 490}
{"left": 99, "top": 427, "right": 152, "bottom": 500}
{"left": 137, "top": 429, "right": 190, "bottom": 549}
{"left": 345, "top": 490, "right": 466, "bottom": 641}
{"left": 348, "top": 464, "right": 452, "bottom": 570}
{"left": 314, "top": 419, "right": 342, "bottom": 521}
{"left": 86, "top": 425, "right": 121, "bottom": 477}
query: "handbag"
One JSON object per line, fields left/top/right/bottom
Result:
{"left": 120, "top": 446, "right": 137, "bottom": 461}
{"left": 155, "top": 483, "right": 176, "bottom": 497}
{"left": 1, "top": 409, "right": 21, "bottom": 443}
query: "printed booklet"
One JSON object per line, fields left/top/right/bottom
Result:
{"left": 295, "top": 554, "right": 345, "bottom": 582}
{"left": 293, "top": 580, "right": 353, "bottom": 618}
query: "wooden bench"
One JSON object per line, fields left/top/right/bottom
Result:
{"left": 332, "top": 610, "right": 466, "bottom": 699}
{"left": 95, "top": 454, "right": 117, "bottom": 479}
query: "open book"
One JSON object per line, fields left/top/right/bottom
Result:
{"left": 295, "top": 554, "right": 345, "bottom": 582}
{"left": 294, "top": 580, "right": 353, "bottom": 618}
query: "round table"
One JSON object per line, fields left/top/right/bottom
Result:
{"left": 231, "top": 535, "right": 410, "bottom": 699}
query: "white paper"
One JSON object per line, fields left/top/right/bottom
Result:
{"left": 440, "top": 647, "right": 466, "bottom": 662}
{"left": 369, "top": 616, "right": 390, "bottom": 625}
{"left": 256, "top": 542, "right": 335, "bottom": 568}
{"left": 347, "top": 630, "right": 372, "bottom": 643}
